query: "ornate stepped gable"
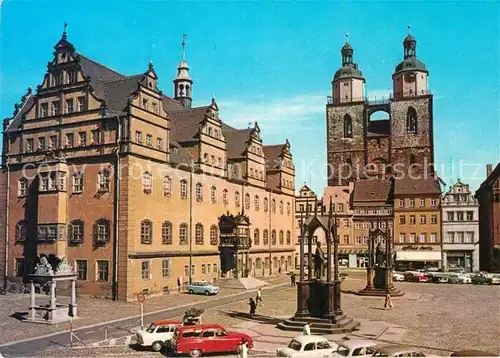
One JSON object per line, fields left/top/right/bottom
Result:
{"left": 3, "top": 30, "right": 294, "bottom": 193}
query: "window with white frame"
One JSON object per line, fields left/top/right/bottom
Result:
{"left": 49, "top": 135, "right": 57, "bottom": 149}
{"left": 37, "top": 137, "right": 45, "bottom": 151}
{"left": 66, "top": 99, "right": 74, "bottom": 114}
{"left": 196, "top": 183, "right": 203, "bottom": 202}
{"left": 234, "top": 191, "right": 240, "bottom": 207}
{"left": 264, "top": 197, "right": 268, "bottom": 212}
{"left": 135, "top": 131, "right": 142, "bottom": 144}
{"left": 279, "top": 201, "right": 283, "bottom": 215}
{"left": 40, "top": 103, "right": 48, "bottom": 117}
{"left": 162, "top": 221, "right": 172, "bottom": 244}
{"left": 157, "top": 137, "right": 163, "bottom": 150}
{"left": 52, "top": 101, "right": 60, "bottom": 116}
{"left": 26, "top": 138, "right": 34, "bottom": 152}
{"left": 162, "top": 259, "right": 171, "bottom": 278}
{"left": 91, "top": 130, "right": 100, "bottom": 144}
{"left": 419, "top": 233, "right": 426, "bottom": 243}
{"left": 399, "top": 199, "right": 404, "bottom": 207}
{"left": 69, "top": 220, "right": 84, "bottom": 244}
{"left": 146, "top": 134, "right": 152, "bottom": 147}
{"left": 140, "top": 220, "right": 153, "bottom": 244}
{"left": 254, "top": 195, "right": 260, "bottom": 211}
{"left": 210, "top": 225, "right": 218, "bottom": 245}
{"left": 419, "top": 215, "right": 426, "bottom": 224}
{"left": 180, "top": 180, "right": 188, "bottom": 199}
{"left": 287, "top": 202, "right": 291, "bottom": 215}
{"left": 465, "top": 232, "right": 473, "bottom": 243}
{"left": 96, "top": 260, "right": 109, "bottom": 282}
{"left": 195, "top": 223, "right": 204, "bottom": 245}
{"left": 222, "top": 189, "right": 228, "bottom": 206}
{"left": 72, "top": 173, "right": 83, "bottom": 193}
{"left": 446, "top": 232, "right": 454, "bottom": 243}
{"left": 141, "top": 261, "right": 150, "bottom": 280}
{"left": 18, "top": 177, "right": 28, "bottom": 197}
{"left": 96, "top": 219, "right": 110, "bottom": 243}
{"left": 163, "top": 176, "right": 171, "bottom": 197}
{"left": 142, "top": 172, "right": 152, "bottom": 194}
{"left": 430, "top": 215, "right": 437, "bottom": 224}
{"left": 409, "top": 233, "right": 416, "bottom": 243}
{"left": 77, "top": 96, "right": 85, "bottom": 112}
{"left": 65, "top": 133, "right": 74, "bottom": 147}
{"left": 430, "top": 199, "right": 437, "bottom": 207}
{"left": 179, "top": 223, "right": 188, "bottom": 244}
{"left": 430, "top": 233, "right": 437, "bottom": 243}
{"left": 98, "top": 170, "right": 110, "bottom": 191}
{"left": 76, "top": 260, "right": 87, "bottom": 280}
{"left": 399, "top": 233, "right": 405, "bottom": 243}
{"left": 211, "top": 186, "right": 217, "bottom": 204}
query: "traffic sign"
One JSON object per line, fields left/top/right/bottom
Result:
{"left": 137, "top": 293, "right": 146, "bottom": 303}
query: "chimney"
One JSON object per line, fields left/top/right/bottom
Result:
{"left": 486, "top": 164, "right": 493, "bottom": 177}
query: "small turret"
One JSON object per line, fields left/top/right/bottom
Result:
{"left": 173, "top": 34, "right": 193, "bottom": 108}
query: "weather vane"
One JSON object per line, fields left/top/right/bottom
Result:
{"left": 182, "top": 34, "right": 188, "bottom": 61}
{"left": 407, "top": 24, "right": 411, "bottom": 34}
{"left": 345, "top": 32, "right": 349, "bottom": 43}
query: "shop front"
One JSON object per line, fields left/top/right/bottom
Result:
{"left": 444, "top": 251, "right": 472, "bottom": 272}
{"left": 339, "top": 249, "right": 369, "bottom": 268}
{"left": 395, "top": 246, "right": 442, "bottom": 271}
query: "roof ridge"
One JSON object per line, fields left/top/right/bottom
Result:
{"left": 101, "top": 74, "right": 143, "bottom": 84}
{"left": 170, "top": 106, "right": 209, "bottom": 113}
{"left": 77, "top": 53, "right": 126, "bottom": 78}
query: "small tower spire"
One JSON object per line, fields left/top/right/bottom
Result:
{"left": 62, "top": 21, "right": 68, "bottom": 40}
{"left": 181, "top": 34, "right": 188, "bottom": 61}
{"left": 407, "top": 24, "right": 411, "bottom": 35}
{"left": 345, "top": 32, "right": 349, "bottom": 44}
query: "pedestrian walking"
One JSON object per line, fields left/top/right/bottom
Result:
{"left": 177, "top": 276, "right": 182, "bottom": 293}
{"left": 237, "top": 337, "right": 249, "bottom": 358}
{"left": 303, "top": 321, "right": 312, "bottom": 335}
{"left": 290, "top": 272, "right": 296, "bottom": 287}
{"left": 248, "top": 298, "right": 257, "bottom": 317}
{"left": 384, "top": 292, "right": 394, "bottom": 310}
{"left": 256, "top": 288, "right": 263, "bottom": 306}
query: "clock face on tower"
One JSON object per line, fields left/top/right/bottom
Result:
{"left": 404, "top": 72, "right": 416, "bottom": 83}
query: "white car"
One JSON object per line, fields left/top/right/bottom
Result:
{"left": 277, "top": 335, "right": 339, "bottom": 357}
{"left": 135, "top": 319, "right": 181, "bottom": 351}
{"left": 393, "top": 273, "right": 404, "bottom": 282}
{"left": 458, "top": 273, "right": 471, "bottom": 284}
{"left": 332, "top": 339, "right": 379, "bottom": 357}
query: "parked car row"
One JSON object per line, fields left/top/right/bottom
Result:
{"left": 277, "top": 335, "right": 496, "bottom": 357}
{"left": 392, "top": 271, "right": 500, "bottom": 285}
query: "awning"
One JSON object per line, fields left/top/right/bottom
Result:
{"left": 396, "top": 251, "right": 441, "bottom": 261}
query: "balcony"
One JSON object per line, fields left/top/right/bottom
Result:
{"left": 219, "top": 236, "right": 251, "bottom": 250}
{"left": 326, "top": 96, "right": 367, "bottom": 105}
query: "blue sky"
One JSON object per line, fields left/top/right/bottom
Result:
{"left": 1, "top": 1, "right": 499, "bottom": 194}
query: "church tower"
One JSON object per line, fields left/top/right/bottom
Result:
{"left": 173, "top": 35, "right": 192, "bottom": 108}
{"left": 390, "top": 27, "right": 434, "bottom": 176}
{"left": 326, "top": 35, "right": 367, "bottom": 186}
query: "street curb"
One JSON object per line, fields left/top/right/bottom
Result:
{"left": 0, "top": 281, "right": 289, "bottom": 348}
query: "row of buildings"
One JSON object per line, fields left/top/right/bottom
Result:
{"left": 0, "top": 28, "right": 498, "bottom": 302}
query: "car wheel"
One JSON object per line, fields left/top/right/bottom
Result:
{"left": 151, "top": 341, "right": 163, "bottom": 352}
{"left": 190, "top": 349, "right": 202, "bottom": 357}
{"left": 189, "top": 289, "right": 194, "bottom": 294}
{"left": 204, "top": 291, "right": 209, "bottom": 296}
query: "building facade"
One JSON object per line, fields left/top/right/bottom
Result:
{"left": 393, "top": 177, "right": 442, "bottom": 270}
{"left": 351, "top": 179, "right": 393, "bottom": 268}
{"left": 442, "top": 181, "right": 479, "bottom": 272}
{"left": 476, "top": 163, "right": 500, "bottom": 272}
{"left": 1, "top": 31, "right": 295, "bottom": 300}
{"left": 326, "top": 32, "right": 434, "bottom": 186}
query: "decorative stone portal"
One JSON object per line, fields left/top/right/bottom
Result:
{"left": 26, "top": 257, "right": 78, "bottom": 324}
{"left": 278, "top": 199, "right": 359, "bottom": 334}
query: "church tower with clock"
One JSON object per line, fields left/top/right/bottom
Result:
{"left": 326, "top": 29, "right": 435, "bottom": 186}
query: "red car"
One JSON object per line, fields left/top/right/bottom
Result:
{"left": 171, "top": 324, "right": 253, "bottom": 357}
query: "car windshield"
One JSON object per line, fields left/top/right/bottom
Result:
{"left": 336, "top": 346, "right": 350, "bottom": 356}
{"left": 146, "top": 324, "right": 156, "bottom": 333}
{"left": 288, "top": 339, "right": 302, "bottom": 351}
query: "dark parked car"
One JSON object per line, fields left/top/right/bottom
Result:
{"left": 450, "top": 350, "right": 497, "bottom": 356}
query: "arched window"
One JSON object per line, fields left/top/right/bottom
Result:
{"left": 196, "top": 183, "right": 203, "bottom": 202}
{"left": 286, "top": 230, "right": 291, "bottom": 245}
{"left": 264, "top": 198, "right": 269, "bottom": 213}
{"left": 179, "top": 223, "right": 188, "bottom": 245}
{"left": 410, "top": 154, "right": 416, "bottom": 165}
{"left": 343, "top": 114, "right": 353, "bottom": 138}
{"left": 254, "top": 229, "right": 260, "bottom": 245}
{"left": 163, "top": 176, "right": 171, "bottom": 197}
{"left": 18, "top": 177, "right": 28, "bottom": 197}
{"left": 286, "top": 202, "right": 291, "bottom": 216}
{"left": 406, "top": 107, "right": 417, "bottom": 134}
{"left": 195, "top": 223, "right": 204, "bottom": 245}
{"left": 69, "top": 219, "right": 84, "bottom": 244}
{"left": 271, "top": 230, "right": 277, "bottom": 245}
{"left": 162, "top": 221, "right": 172, "bottom": 244}
{"left": 234, "top": 191, "right": 240, "bottom": 207}
{"left": 180, "top": 179, "right": 188, "bottom": 199}
{"left": 279, "top": 201, "right": 284, "bottom": 215}
{"left": 254, "top": 195, "right": 260, "bottom": 211}
{"left": 73, "top": 172, "right": 84, "bottom": 193}
{"left": 211, "top": 186, "right": 217, "bottom": 204}
{"left": 245, "top": 193, "right": 250, "bottom": 210}
{"left": 15, "top": 220, "right": 27, "bottom": 243}
{"left": 142, "top": 172, "right": 152, "bottom": 194}
{"left": 256, "top": 258, "right": 262, "bottom": 269}
{"left": 210, "top": 225, "right": 218, "bottom": 245}
{"left": 263, "top": 229, "right": 269, "bottom": 245}
{"left": 279, "top": 230, "right": 284, "bottom": 245}
{"left": 222, "top": 189, "right": 228, "bottom": 206}
{"left": 272, "top": 199, "right": 276, "bottom": 213}
{"left": 140, "top": 220, "right": 152, "bottom": 244}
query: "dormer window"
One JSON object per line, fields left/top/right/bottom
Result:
{"left": 66, "top": 99, "right": 74, "bottom": 114}
{"left": 26, "top": 138, "right": 34, "bottom": 153}
{"left": 68, "top": 70, "right": 77, "bottom": 84}
{"left": 142, "top": 98, "right": 149, "bottom": 110}
{"left": 53, "top": 72, "right": 64, "bottom": 87}
{"left": 77, "top": 96, "right": 85, "bottom": 112}
{"left": 52, "top": 102, "right": 60, "bottom": 116}
{"left": 152, "top": 102, "right": 158, "bottom": 114}
{"left": 40, "top": 103, "right": 48, "bottom": 118}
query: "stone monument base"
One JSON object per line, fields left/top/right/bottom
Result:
{"left": 26, "top": 303, "right": 77, "bottom": 325}
{"left": 277, "top": 315, "right": 360, "bottom": 334}
{"left": 356, "top": 286, "right": 404, "bottom": 297}
{"left": 357, "top": 267, "right": 404, "bottom": 297}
